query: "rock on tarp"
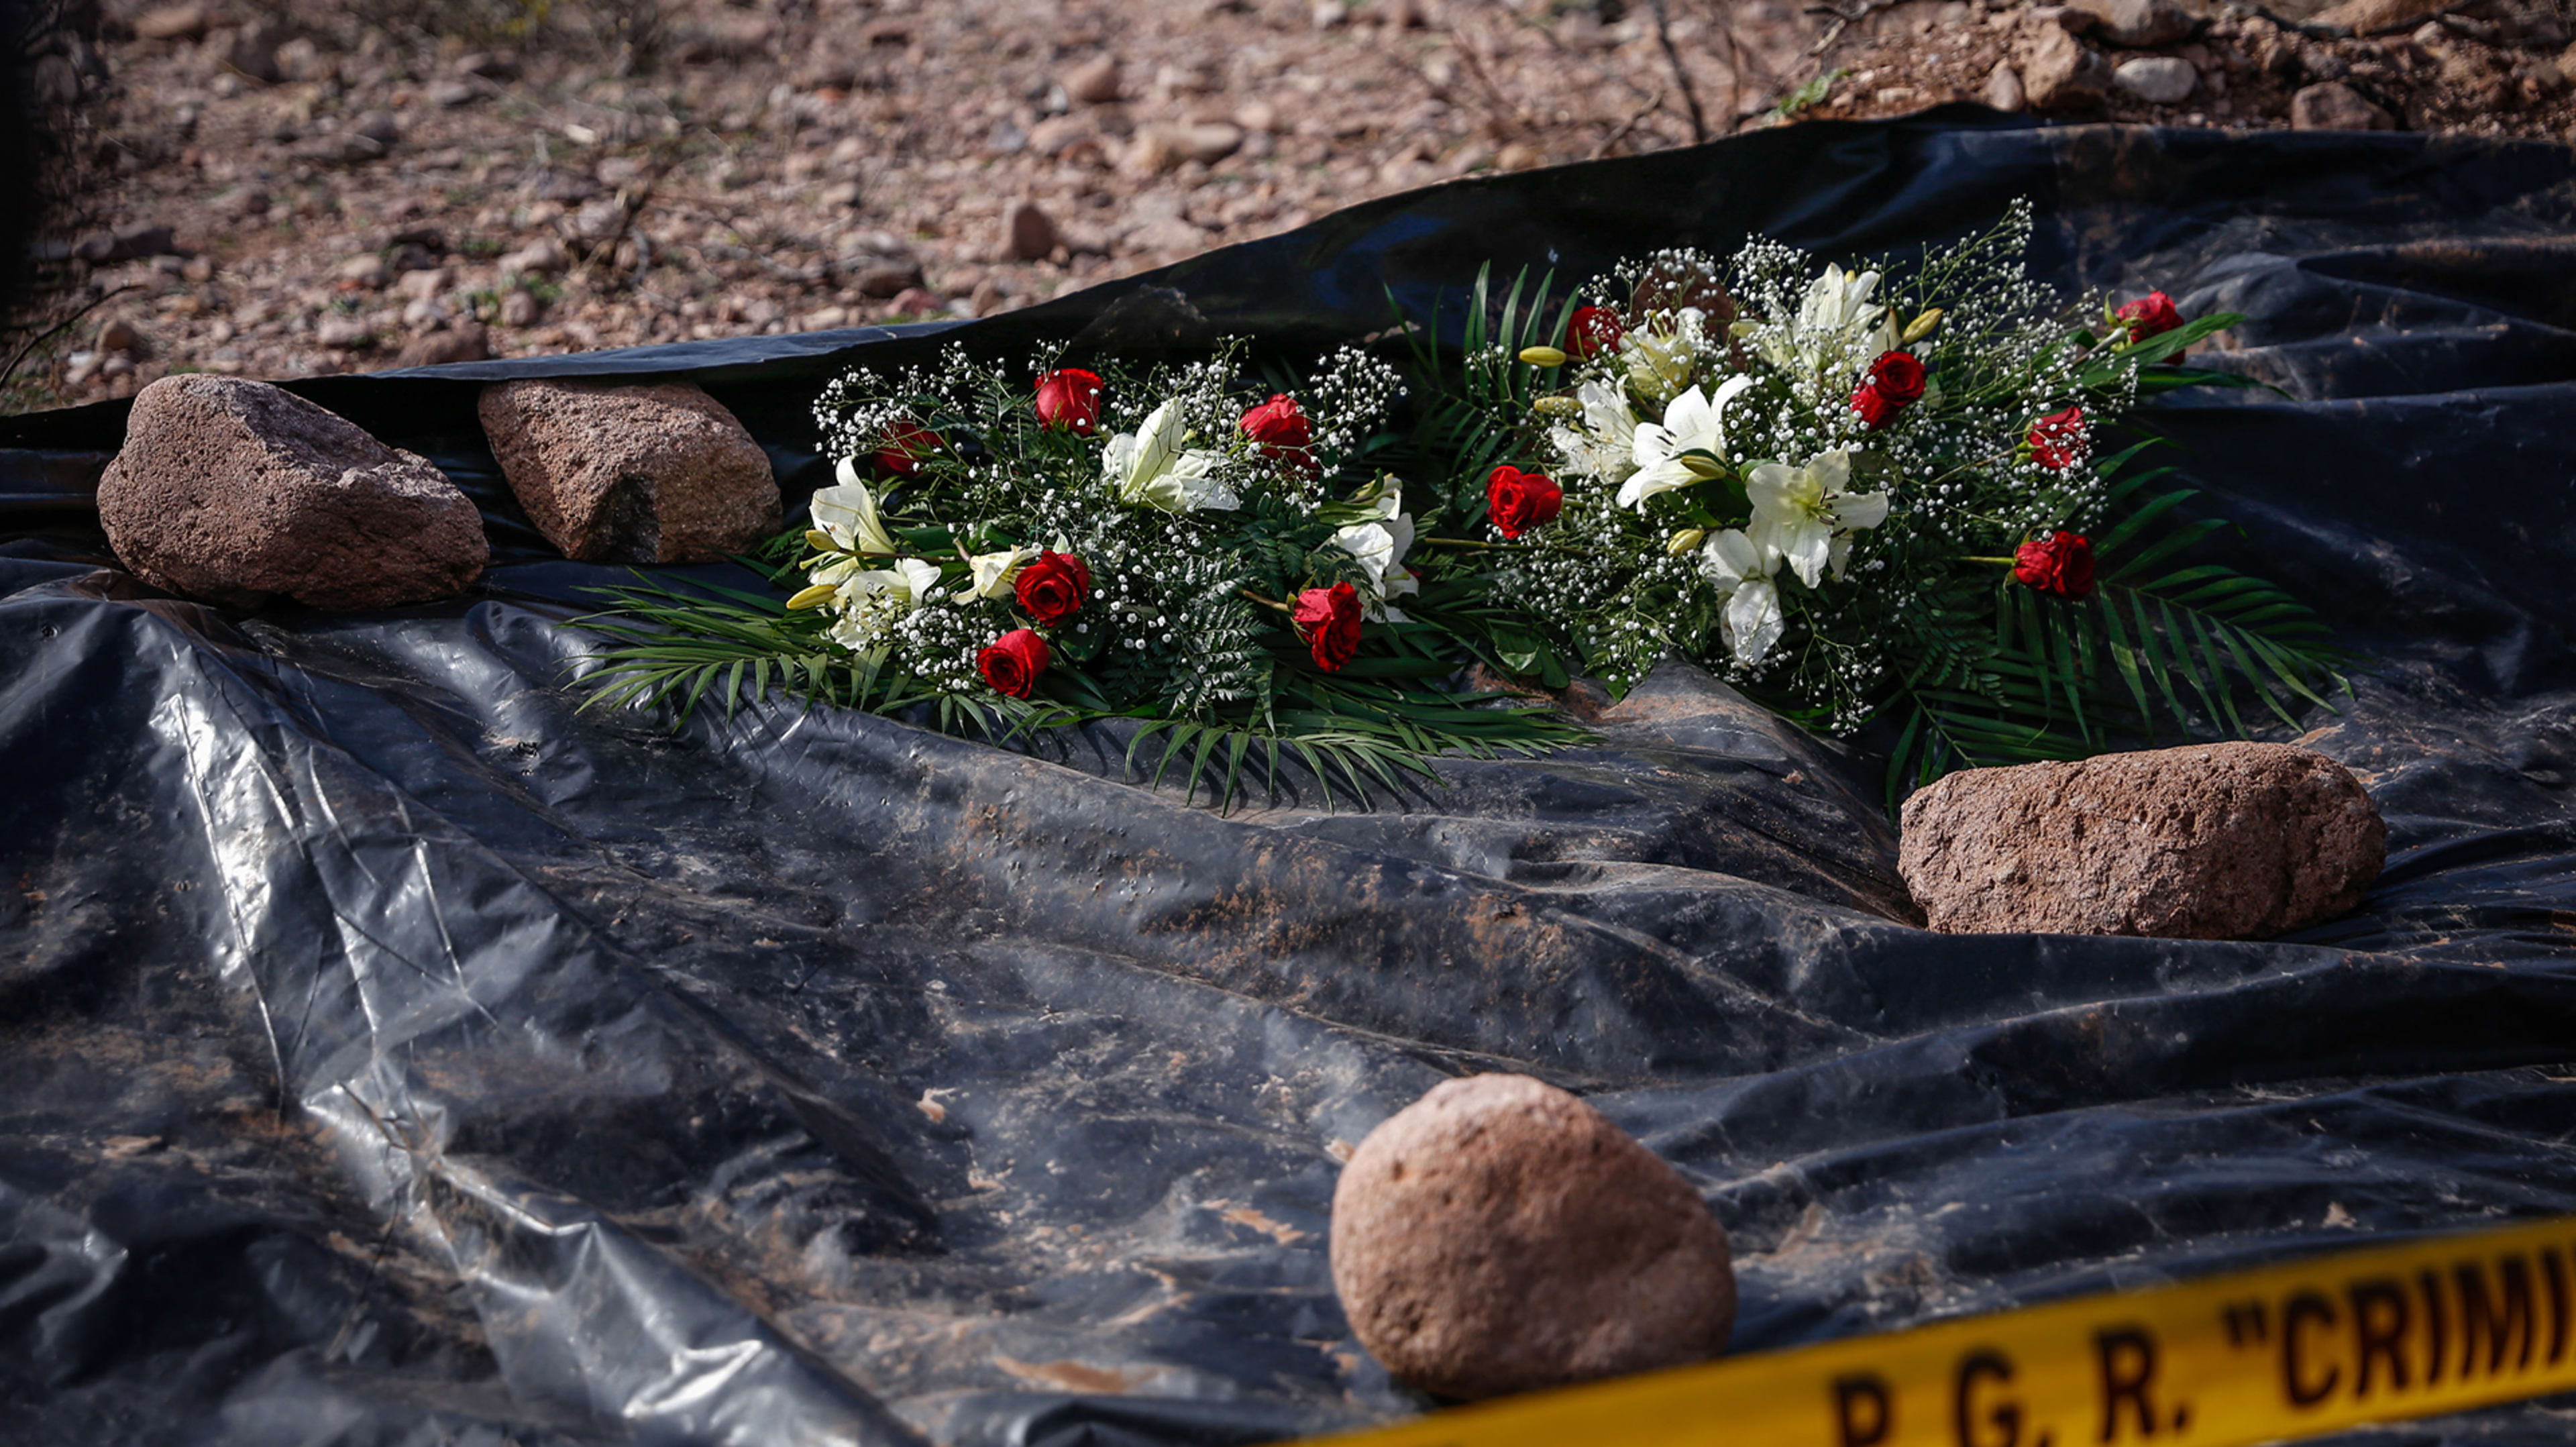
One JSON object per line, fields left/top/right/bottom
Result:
{"left": 1, "top": 111, "right": 2573, "bottom": 1447}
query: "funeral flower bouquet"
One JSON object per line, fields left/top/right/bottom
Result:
{"left": 584, "top": 201, "right": 2343, "bottom": 808}
{"left": 581, "top": 340, "right": 1582, "bottom": 803}
{"left": 1406, "top": 202, "right": 2343, "bottom": 800}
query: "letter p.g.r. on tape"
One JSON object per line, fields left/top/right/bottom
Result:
{"left": 1306, "top": 1216, "right": 2576, "bottom": 1447}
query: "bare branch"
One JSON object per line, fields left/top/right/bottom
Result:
{"left": 1649, "top": 0, "right": 1711, "bottom": 145}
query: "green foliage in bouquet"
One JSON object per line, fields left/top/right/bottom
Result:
{"left": 576, "top": 340, "right": 1587, "bottom": 808}
{"left": 1395, "top": 202, "right": 2347, "bottom": 806}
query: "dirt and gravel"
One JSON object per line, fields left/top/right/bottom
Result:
{"left": 7, "top": 0, "right": 2571, "bottom": 413}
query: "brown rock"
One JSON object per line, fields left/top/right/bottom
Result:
{"left": 1063, "top": 54, "right": 1122, "bottom": 105}
{"left": 853, "top": 260, "right": 925, "bottom": 298}
{"left": 2311, "top": 0, "right": 2447, "bottom": 34}
{"left": 98, "top": 376, "right": 487, "bottom": 610}
{"left": 315, "top": 315, "right": 375, "bottom": 350}
{"left": 477, "top": 380, "right": 780, "bottom": 564}
{"left": 1003, "top": 199, "right": 1059, "bottom": 262}
{"left": 1028, "top": 115, "right": 1101, "bottom": 160}
{"left": 2084, "top": 0, "right": 2196, "bottom": 47}
{"left": 2020, "top": 21, "right": 2110, "bottom": 109}
{"left": 392, "top": 323, "right": 491, "bottom": 368}
{"left": 1984, "top": 61, "right": 2028, "bottom": 111}
{"left": 1329, "top": 1074, "right": 1735, "bottom": 1401}
{"left": 1122, "top": 127, "right": 1183, "bottom": 176}
{"left": 97, "top": 318, "right": 146, "bottom": 356}
{"left": 1173, "top": 121, "right": 1244, "bottom": 164}
{"left": 499, "top": 238, "right": 568, "bottom": 278}
{"left": 132, "top": 2, "right": 208, "bottom": 41}
{"left": 2291, "top": 80, "right": 2394, "bottom": 128}
{"left": 885, "top": 286, "right": 945, "bottom": 317}
{"left": 1898, "top": 742, "right": 2385, "bottom": 939}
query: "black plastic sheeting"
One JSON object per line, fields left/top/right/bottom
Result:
{"left": 2, "top": 110, "right": 2575, "bottom": 1446}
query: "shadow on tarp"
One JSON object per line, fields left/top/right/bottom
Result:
{"left": 1, "top": 109, "right": 2575, "bottom": 1447}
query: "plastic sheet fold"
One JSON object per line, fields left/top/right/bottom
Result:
{"left": 2, "top": 112, "right": 2574, "bottom": 1445}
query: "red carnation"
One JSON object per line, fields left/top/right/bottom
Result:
{"left": 977, "top": 628, "right": 1050, "bottom": 698}
{"left": 1566, "top": 305, "right": 1625, "bottom": 360}
{"left": 2115, "top": 290, "right": 2184, "bottom": 340}
{"left": 1850, "top": 350, "right": 1928, "bottom": 432}
{"left": 2027, "top": 406, "right": 2088, "bottom": 471}
{"left": 1013, "top": 549, "right": 1092, "bottom": 626}
{"left": 1239, "top": 393, "right": 1315, "bottom": 473}
{"left": 1486, "top": 464, "right": 1564, "bottom": 540}
{"left": 1292, "top": 581, "right": 1364, "bottom": 673}
{"left": 1033, "top": 368, "right": 1104, "bottom": 434}
{"left": 875, "top": 418, "right": 941, "bottom": 476}
{"left": 2014, "top": 532, "right": 2097, "bottom": 600}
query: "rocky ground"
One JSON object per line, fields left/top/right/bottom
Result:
{"left": 7, "top": 0, "right": 2570, "bottom": 413}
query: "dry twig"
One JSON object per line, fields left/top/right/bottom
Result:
{"left": 1649, "top": 0, "right": 1712, "bottom": 144}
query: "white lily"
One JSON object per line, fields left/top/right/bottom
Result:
{"left": 838, "top": 557, "right": 941, "bottom": 608}
{"left": 1104, "top": 398, "right": 1237, "bottom": 513}
{"left": 1623, "top": 307, "right": 1705, "bottom": 403}
{"left": 1798, "top": 264, "right": 1882, "bottom": 335}
{"left": 1746, "top": 449, "right": 1890, "bottom": 588}
{"left": 958, "top": 543, "right": 1041, "bottom": 602}
{"left": 820, "top": 556, "right": 943, "bottom": 653}
{"left": 1547, "top": 378, "right": 1640, "bottom": 483}
{"left": 1758, "top": 264, "right": 1902, "bottom": 372}
{"left": 1329, "top": 482, "right": 1419, "bottom": 620}
{"left": 811, "top": 460, "right": 901, "bottom": 555}
{"left": 1619, "top": 375, "right": 1754, "bottom": 509}
{"left": 1698, "top": 527, "right": 1785, "bottom": 667}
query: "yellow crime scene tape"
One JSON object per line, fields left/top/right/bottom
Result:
{"left": 1308, "top": 1214, "right": 2576, "bottom": 1447}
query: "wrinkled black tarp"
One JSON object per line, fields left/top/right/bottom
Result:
{"left": 3, "top": 110, "right": 2575, "bottom": 1446}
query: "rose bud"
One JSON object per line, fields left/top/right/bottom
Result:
{"left": 2115, "top": 290, "right": 2184, "bottom": 340}
{"left": 976, "top": 627, "right": 1051, "bottom": 698}
{"left": 2026, "top": 406, "right": 2088, "bottom": 471}
{"left": 1850, "top": 350, "right": 1928, "bottom": 432}
{"left": 1486, "top": 464, "right": 1564, "bottom": 541}
{"left": 2013, "top": 531, "right": 2097, "bottom": 600}
{"left": 1292, "top": 580, "right": 1364, "bottom": 673}
{"left": 1012, "top": 549, "right": 1093, "bottom": 626}
{"left": 1566, "top": 305, "right": 1625, "bottom": 360}
{"left": 1239, "top": 393, "right": 1316, "bottom": 474}
{"left": 1033, "top": 368, "right": 1104, "bottom": 434}
{"left": 875, "top": 418, "right": 942, "bottom": 476}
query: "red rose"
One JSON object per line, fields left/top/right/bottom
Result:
{"left": 1566, "top": 305, "right": 1625, "bottom": 360}
{"left": 977, "top": 628, "right": 1050, "bottom": 698}
{"left": 1240, "top": 393, "right": 1315, "bottom": 472}
{"left": 2027, "top": 406, "right": 2088, "bottom": 471}
{"left": 2115, "top": 290, "right": 2184, "bottom": 340}
{"left": 2013, "top": 532, "right": 2097, "bottom": 600}
{"left": 1850, "top": 350, "right": 1927, "bottom": 431}
{"left": 875, "top": 418, "right": 941, "bottom": 476}
{"left": 1012, "top": 549, "right": 1091, "bottom": 625}
{"left": 1486, "top": 464, "right": 1564, "bottom": 540}
{"left": 1033, "top": 368, "right": 1104, "bottom": 434}
{"left": 1292, "top": 580, "right": 1364, "bottom": 673}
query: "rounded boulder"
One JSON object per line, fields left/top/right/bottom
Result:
{"left": 1329, "top": 1074, "right": 1735, "bottom": 1400}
